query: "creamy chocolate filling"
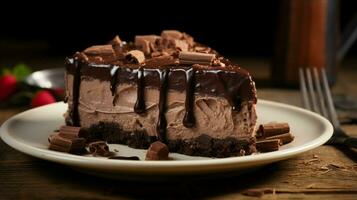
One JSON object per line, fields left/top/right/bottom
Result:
{"left": 64, "top": 76, "right": 257, "bottom": 140}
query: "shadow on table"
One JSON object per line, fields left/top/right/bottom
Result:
{"left": 34, "top": 159, "right": 282, "bottom": 199}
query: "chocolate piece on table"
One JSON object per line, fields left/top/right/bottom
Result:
{"left": 58, "top": 125, "right": 87, "bottom": 139}
{"left": 256, "top": 139, "right": 281, "bottom": 152}
{"left": 48, "top": 135, "right": 86, "bottom": 153}
{"left": 88, "top": 141, "right": 110, "bottom": 156}
{"left": 125, "top": 50, "right": 145, "bottom": 64}
{"left": 145, "top": 141, "right": 169, "bottom": 160}
{"left": 257, "top": 123, "right": 290, "bottom": 137}
{"left": 108, "top": 156, "right": 140, "bottom": 160}
{"left": 179, "top": 51, "right": 216, "bottom": 65}
{"left": 264, "top": 132, "right": 295, "bottom": 144}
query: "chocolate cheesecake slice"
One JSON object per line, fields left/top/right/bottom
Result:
{"left": 64, "top": 30, "right": 257, "bottom": 157}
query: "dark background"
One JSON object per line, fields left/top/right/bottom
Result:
{"left": 0, "top": 0, "right": 356, "bottom": 64}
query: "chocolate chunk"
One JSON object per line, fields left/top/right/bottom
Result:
{"left": 179, "top": 52, "right": 216, "bottom": 65}
{"left": 48, "top": 134, "right": 86, "bottom": 153}
{"left": 88, "top": 141, "right": 110, "bottom": 156}
{"left": 110, "top": 35, "right": 122, "bottom": 46}
{"left": 257, "top": 123, "right": 290, "bottom": 137}
{"left": 58, "top": 125, "right": 87, "bottom": 139}
{"left": 108, "top": 156, "right": 140, "bottom": 160}
{"left": 264, "top": 133, "right": 294, "bottom": 144}
{"left": 125, "top": 50, "right": 145, "bottom": 64}
{"left": 145, "top": 141, "right": 169, "bottom": 160}
{"left": 161, "top": 30, "right": 183, "bottom": 39}
{"left": 256, "top": 139, "right": 281, "bottom": 152}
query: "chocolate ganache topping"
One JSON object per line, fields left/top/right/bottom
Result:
{"left": 65, "top": 30, "right": 257, "bottom": 143}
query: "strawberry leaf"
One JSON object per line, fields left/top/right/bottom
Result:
{"left": 12, "top": 63, "right": 32, "bottom": 81}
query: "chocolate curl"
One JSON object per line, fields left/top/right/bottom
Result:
{"left": 179, "top": 52, "right": 216, "bottom": 65}
{"left": 125, "top": 50, "right": 145, "bottom": 64}
{"left": 264, "top": 133, "right": 294, "bottom": 144}
{"left": 257, "top": 122, "right": 290, "bottom": 137}
{"left": 58, "top": 125, "right": 87, "bottom": 139}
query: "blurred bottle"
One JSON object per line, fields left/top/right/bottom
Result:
{"left": 272, "top": 0, "right": 357, "bottom": 87}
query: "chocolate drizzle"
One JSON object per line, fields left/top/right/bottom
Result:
{"left": 217, "top": 71, "right": 242, "bottom": 111}
{"left": 71, "top": 56, "right": 82, "bottom": 126}
{"left": 183, "top": 68, "right": 196, "bottom": 127}
{"left": 110, "top": 66, "right": 120, "bottom": 105}
{"left": 156, "top": 69, "right": 169, "bottom": 142}
{"left": 134, "top": 67, "right": 146, "bottom": 114}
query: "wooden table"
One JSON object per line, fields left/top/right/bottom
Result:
{"left": 0, "top": 58, "right": 356, "bottom": 199}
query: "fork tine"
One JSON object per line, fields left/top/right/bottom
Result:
{"left": 299, "top": 68, "right": 311, "bottom": 110}
{"left": 321, "top": 68, "right": 340, "bottom": 127}
{"left": 306, "top": 68, "right": 320, "bottom": 113}
{"left": 312, "top": 68, "right": 328, "bottom": 118}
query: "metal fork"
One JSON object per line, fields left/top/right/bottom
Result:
{"left": 299, "top": 68, "right": 357, "bottom": 148}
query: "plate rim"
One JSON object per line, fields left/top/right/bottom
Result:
{"left": 0, "top": 100, "right": 333, "bottom": 172}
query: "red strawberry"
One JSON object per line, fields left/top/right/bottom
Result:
{"left": 31, "top": 90, "right": 56, "bottom": 107}
{"left": 0, "top": 74, "right": 17, "bottom": 101}
{"left": 52, "top": 88, "right": 64, "bottom": 99}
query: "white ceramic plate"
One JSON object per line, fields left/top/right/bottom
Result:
{"left": 0, "top": 100, "right": 333, "bottom": 178}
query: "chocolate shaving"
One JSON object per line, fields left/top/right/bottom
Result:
{"left": 108, "top": 156, "right": 140, "bottom": 160}
{"left": 257, "top": 122, "right": 290, "bottom": 137}
{"left": 88, "top": 141, "right": 110, "bottom": 156}
{"left": 256, "top": 139, "right": 281, "bottom": 152}
{"left": 58, "top": 125, "right": 87, "bottom": 139}
{"left": 264, "top": 132, "right": 294, "bottom": 144}
{"left": 161, "top": 30, "right": 183, "bottom": 39}
{"left": 125, "top": 50, "right": 145, "bottom": 64}
{"left": 173, "top": 39, "right": 189, "bottom": 51}
{"left": 83, "top": 45, "right": 116, "bottom": 62}
{"left": 48, "top": 134, "right": 86, "bottom": 153}
{"left": 145, "top": 141, "right": 169, "bottom": 160}
{"left": 110, "top": 35, "right": 122, "bottom": 46}
{"left": 179, "top": 52, "right": 216, "bottom": 65}
{"left": 135, "top": 35, "right": 161, "bottom": 44}
{"left": 84, "top": 45, "right": 115, "bottom": 56}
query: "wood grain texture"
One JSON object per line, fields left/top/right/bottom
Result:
{"left": 0, "top": 58, "right": 356, "bottom": 200}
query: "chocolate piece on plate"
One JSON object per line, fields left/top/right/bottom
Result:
{"left": 145, "top": 141, "right": 169, "bottom": 160}
{"left": 88, "top": 141, "right": 110, "bottom": 156}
